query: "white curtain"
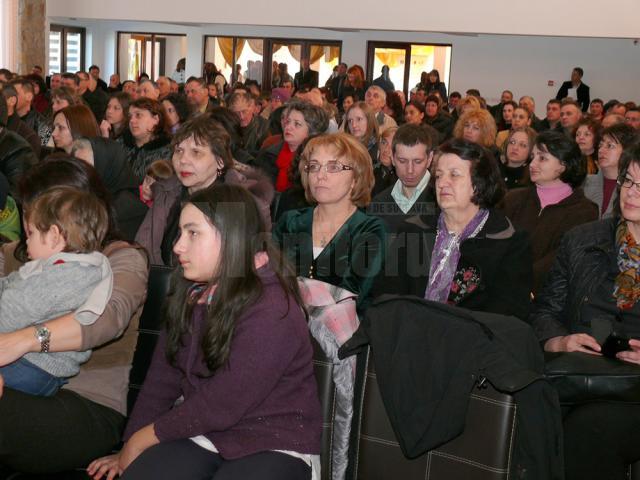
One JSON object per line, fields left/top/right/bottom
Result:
{"left": 0, "top": 0, "right": 18, "bottom": 71}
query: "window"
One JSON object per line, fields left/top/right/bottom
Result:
{"left": 204, "top": 36, "right": 341, "bottom": 90}
{"left": 117, "top": 32, "right": 187, "bottom": 81}
{"left": 48, "top": 25, "right": 86, "bottom": 74}
{"left": 366, "top": 41, "right": 452, "bottom": 97}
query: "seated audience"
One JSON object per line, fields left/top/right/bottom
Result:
{"left": 584, "top": 123, "right": 638, "bottom": 218}
{"left": 530, "top": 143, "right": 640, "bottom": 480}
{"left": 500, "top": 130, "right": 598, "bottom": 293}
{"left": 72, "top": 137, "right": 149, "bottom": 241}
{"left": 0, "top": 84, "right": 41, "bottom": 155}
{"left": 118, "top": 98, "right": 172, "bottom": 181}
{"left": 625, "top": 107, "right": 640, "bottom": 130}
{"left": 559, "top": 99, "right": 583, "bottom": 137}
{"left": 139, "top": 159, "right": 174, "bottom": 207}
{"left": 100, "top": 92, "right": 131, "bottom": 140}
{"left": 228, "top": 91, "right": 269, "bottom": 157}
{"left": 344, "top": 101, "right": 379, "bottom": 163}
{"left": 453, "top": 108, "right": 499, "bottom": 159}
{"left": 364, "top": 85, "right": 397, "bottom": 134}
{"left": 274, "top": 133, "right": 385, "bottom": 313}
{"left": 424, "top": 94, "right": 454, "bottom": 143}
{"left": 89, "top": 184, "right": 321, "bottom": 480}
{"left": 539, "top": 99, "right": 562, "bottom": 131}
{"left": 50, "top": 86, "right": 83, "bottom": 114}
{"left": 0, "top": 188, "right": 112, "bottom": 397}
{"left": 184, "top": 77, "right": 214, "bottom": 116}
{"left": 499, "top": 126, "right": 536, "bottom": 190}
{"left": 403, "top": 100, "right": 425, "bottom": 125}
{"left": 51, "top": 104, "right": 100, "bottom": 154}
{"left": 10, "top": 77, "right": 51, "bottom": 146}
{"left": 574, "top": 117, "right": 600, "bottom": 174}
{"left": 0, "top": 96, "right": 37, "bottom": 194}
{"left": 374, "top": 139, "right": 532, "bottom": 320}
{"left": 496, "top": 106, "right": 532, "bottom": 149}
{"left": 372, "top": 126, "right": 398, "bottom": 197}
{"left": 589, "top": 98, "right": 604, "bottom": 123}
{"left": 161, "top": 93, "right": 189, "bottom": 135}
{"left": 368, "top": 123, "right": 436, "bottom": 234}
{"left": 135, "top": 115, "right": 273, "bottom": 265}
{"left": 0, "top": 156, "right": 148, "bottom": 475}
{"left": 255, "top": 100, "right": 328, "bottom": 191}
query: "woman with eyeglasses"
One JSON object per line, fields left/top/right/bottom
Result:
{"left": 274, "top": 133, "right": 386, "bottom": 313}
{"left": 500, "top": 130, "right": 598, "bottom": 294}
{"left": 584, "top": 124, "right": 638, "bottom": 218}
{"left": 530, "top": 141, "right": 640, "bottom": 480}
{"left": 499, "top": 127, "right": 536, "bottom": 190}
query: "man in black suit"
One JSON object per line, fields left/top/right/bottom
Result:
{"left": 293, "top": 58, "right": 319, "bottom": 91}
{"left": 556, "top": 67, "right": 590, "bottom": 112}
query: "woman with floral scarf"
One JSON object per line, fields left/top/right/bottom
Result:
{"left": 373, "top": 138, "right": 533, "bottom": 321}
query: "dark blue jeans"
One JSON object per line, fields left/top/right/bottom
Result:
{"left": 0, "top": 357, "right": 66, "bottom": 397}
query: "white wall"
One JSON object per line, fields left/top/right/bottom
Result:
{"left": 46, "top": 17, "right": 640, "bottom": 117}
{"left": 45, "top": 0, "right": 640, "bottom": 39}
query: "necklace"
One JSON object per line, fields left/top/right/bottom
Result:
{"left": 313, "top": 206, "right": 356, "bottom": 249}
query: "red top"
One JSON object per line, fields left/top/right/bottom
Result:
{"left": 275, "top": 143, "right": 295, "bottom": 193}
{"left": 602, "top": 177, "right": 617, "bottom": 216}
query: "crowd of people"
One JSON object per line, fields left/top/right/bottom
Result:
{"left": 0, "top": 59, "right": 638, "bottom": 479}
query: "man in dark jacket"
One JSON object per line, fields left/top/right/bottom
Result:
{"left": 77, "top": 71, "right": 108, "bottom": 122}
{"left": 0, "top": 96, "right": 38, "bottom": 195}
{"left": 368, "top": 123, "right": 436, "bottom": 234}
{"left": 556, "top": 67, "right": 590, "bottom": 112}
{"left": 10, "top": 78, "right": 51, "bottom": 146}
{"left": 229, "top": 91, "right": 269, "bottom": 157}
{"left": 293, "top": 58, "right": 319, "bottom": 91}
{"left": 0, "top": 84, "right": 41, "bottom": 157}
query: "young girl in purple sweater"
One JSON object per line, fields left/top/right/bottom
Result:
{"left": 88, "top": 184, "right": 322, "bottom": 480}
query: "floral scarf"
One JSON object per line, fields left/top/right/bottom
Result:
{"left": 614, "top": 221, "right": 640, "bottom": 310}
{"left": 425, "top": 209, "right": 489, "bottom": 303}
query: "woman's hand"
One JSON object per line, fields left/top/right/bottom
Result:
{"left": 0, "top": 328, "right": 38, "bottom": 367}
{"left": 118, "top": 424, "right": 160, "bottom": 472}
{"left": 617, "top": 339, "right": 640, "bottom": 365}
{"left": 100, "top": 120, "right": 112, "bottom": 138}
{"left": 86, "top": 453, "right": 122, "bottom": 480}
{"left": 544, "top": 334, "right": 601, "bottom": 354}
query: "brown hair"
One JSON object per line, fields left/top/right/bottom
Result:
{"left": 345, "top": 101, "right": 379, "bottom": 146}
{"left": 346, "top": 65, "right": 365, "bottom": 89}
{"left": 51, "top": 86, "right": 82, "bottom": 108}
{"left": 171, "top": 114, "right": 233, "bottom": 170}
{"left": 53, "top": 104, "right": 100, "bottom": 139}
{"left": 453, "top": 109, "right": 497, "bottom": 148}
{"left": 26, "top": 187, "right": 109, "bottom": 253}
{"left": 455, "top": 96, "right": 481, "bottom": 115}
{"left": 299, "top": 132, "right": 374, "bottom": 207}
{"left": 129, "top": 97, "right": 168, "bottom": 137}
{"left": 146, "top": 159, "right": 174, "bottom": 180}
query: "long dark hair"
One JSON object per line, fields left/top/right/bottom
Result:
{"left": 165, "top": 184, "right": 302, "bottom": 375}
{"left": 16, "top": 154, "right": 122, "bottom": 262}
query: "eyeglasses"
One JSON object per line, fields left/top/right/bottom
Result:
{"left": 304, "top": 161, "right": 354, "bottom": 174}
{"left": 617, "top": 176, "right": 640, "bottom": 192}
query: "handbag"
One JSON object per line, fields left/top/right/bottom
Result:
{"left": 544, "top": 351, "right": 640, "bottom": 404}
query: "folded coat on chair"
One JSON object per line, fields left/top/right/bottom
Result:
{"left": 338, "top": 295, "right": 564, "bottom": 480}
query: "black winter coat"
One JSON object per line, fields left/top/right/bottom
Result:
{"left": 373, "top": 208, "right": 533, "bottom": 320}
{"left": 0, "top": 128, "right": 37, "bottom": 196}
{"left": 530, "top": 217, "right": 620, "bottom": 343}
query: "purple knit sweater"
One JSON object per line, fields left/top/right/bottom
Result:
{"left": 123, "top": 267, "right": 322, "bottom": 459}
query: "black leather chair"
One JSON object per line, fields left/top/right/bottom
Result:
{"left": 351, "top": 353, "right": 518, "bottom": 480}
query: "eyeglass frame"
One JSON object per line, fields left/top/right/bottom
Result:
{"left": 303, "top": 161, "right": 354, "bottom": 174}
{"left": 617, "top": 175, "right": 640, "bottom": 192}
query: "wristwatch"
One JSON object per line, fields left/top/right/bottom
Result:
{"left": 34, "top": 325, "right": 51, "bottom": 353}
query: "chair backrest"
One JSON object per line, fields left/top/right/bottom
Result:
{"left": 353, "top": 356, "right": 518, "bottom": 480}
{"left": 127, "top": 264, "right": 174, "bottom": 414}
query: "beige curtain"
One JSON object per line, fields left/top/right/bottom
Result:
{"left": 246, "top": 39, "right": 263, "bottom": 55}
{"left": 287, "top": 44, "right": 301, "bottom": 61}
{"left": 309, "top": 46, "right": 324, "bottom": 64}
{"left": 326, "top": 46, "right": 340, "bottom": 63}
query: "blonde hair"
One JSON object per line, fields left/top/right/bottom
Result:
{"left": 299, "top": 133, "right": 374, "bottom": 207}
{"left": 455, "top": 96, "right": 481, "bottom": 115}
{"left": 453, "top": 109, "right": 498, "bottom": 148}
